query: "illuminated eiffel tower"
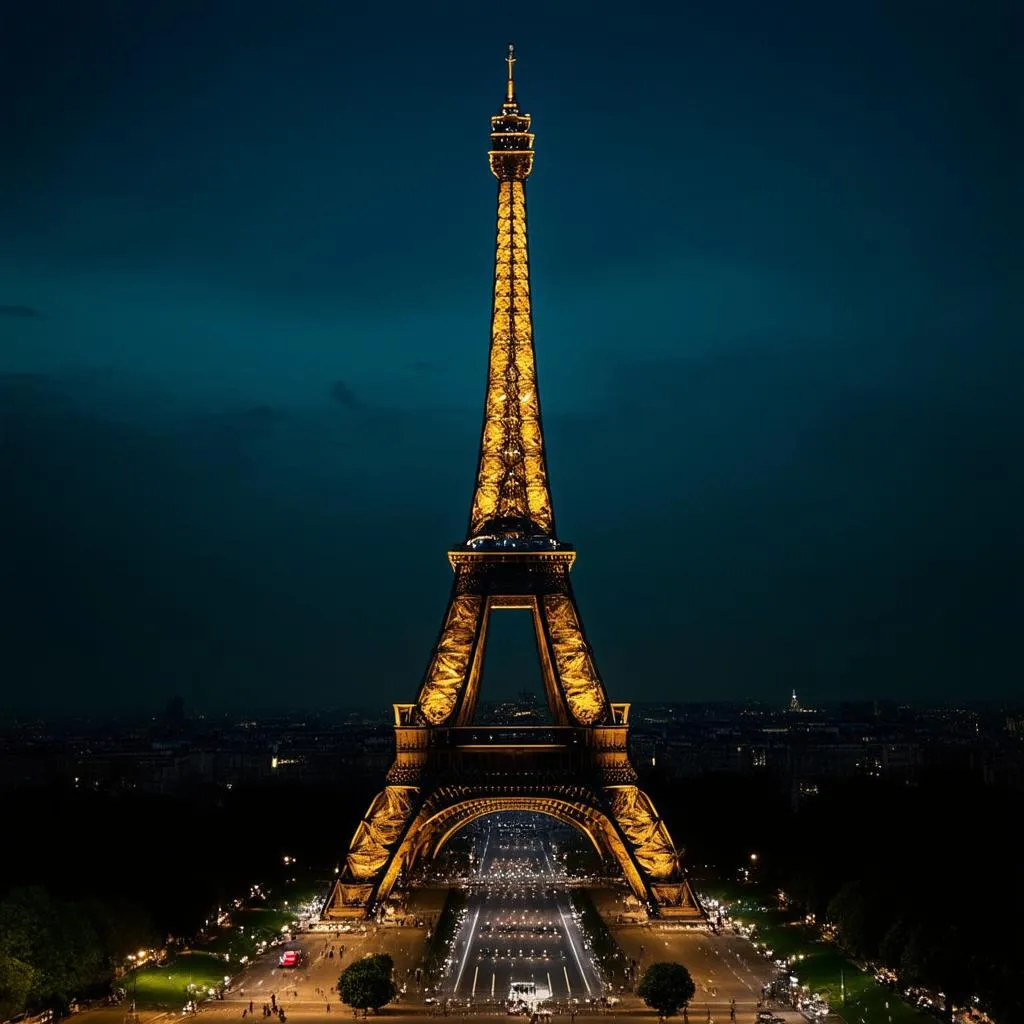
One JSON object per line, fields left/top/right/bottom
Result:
{"left": 324, "top": 46, "right": 703, "bottom": 922}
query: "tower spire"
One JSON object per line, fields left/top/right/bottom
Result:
{"left": 467, "top": 46, "right": 553, "bottom": 545}
{"left": 505, "top": 42, "right": 516, "bottom": 104}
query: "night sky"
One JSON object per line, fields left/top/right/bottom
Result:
{"left": 1, "top": 1, "right": 1020, "bottom": 715}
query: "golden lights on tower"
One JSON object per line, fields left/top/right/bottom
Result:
{"left": 323, "top": 47, "right": 703, "bottom": 926}
{"left": 469, "top": 43, "right": 550, "bottom": 540}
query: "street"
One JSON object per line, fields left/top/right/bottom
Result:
{"left": 439, "top": 816, "right": 604, "bottom": 1006}
{"left": 78, "top": 815, "right": 799, "bottom": 1024}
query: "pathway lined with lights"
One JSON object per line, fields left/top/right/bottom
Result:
{"left": 441, "top": 815, "right": 604, "bottom": 1006}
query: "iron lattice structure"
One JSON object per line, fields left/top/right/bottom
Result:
{"left": 324, "top": 46, "right": 703, "bottom": 922}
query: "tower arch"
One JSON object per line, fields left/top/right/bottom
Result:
{"left": 411, "top": 799, "right": 608, "bottom": 868}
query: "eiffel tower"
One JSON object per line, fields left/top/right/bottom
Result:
{"left": 323, "top": 45, "right": 703, "bottom": 922}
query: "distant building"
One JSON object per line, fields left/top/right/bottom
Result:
{"left": 1, "top": 700, "right": 1021, "bottom": 797}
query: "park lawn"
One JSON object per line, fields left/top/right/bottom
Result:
{"left": 200, "top": 932, "right": 234, "bottom": 954}
{"left": 192, "top": 905, "right": 301, "bottom": 963}
{"left": 424, "top": 889, "right": 467, "bottom": 985}
{"left": 702, "top": 881, "right": 758, "bottom": 906}
{"left": 700, "top": 884, "right": 921, "bottom": 1024}
{"left": 128, "top": 951, "right": 234, "bottom": 1009}
{"left": 232, "top": 906, "right": 299, "bottom": 935}
{"left": 277, "top": 879, "right": 323, "bottom": 906}
{"left": 794, "top": 947, "right": 919, "bottom": 1024}
{"left": 570, "top": 890, "right": 631, "bottom": 988}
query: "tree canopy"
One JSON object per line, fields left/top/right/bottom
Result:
{"left": 647, "top": 771, "right": 1024, "bottom": 1023}
{"left": 637, "top": 961, "right": 696, "bottom": 1018}
{"left": 338, "top": 953, "right": 395, "bottom": 1012}
{"left": 0, "top": 887, "right": 107, "bottom": 1015}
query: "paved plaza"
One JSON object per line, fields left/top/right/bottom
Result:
{"left": 78, "top": 817, "right": 803, "bottom": 1024}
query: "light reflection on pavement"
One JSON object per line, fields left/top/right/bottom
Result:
{"left": 439, "top": 815, "right": 604, "bottom": 1007}
{"left": 73, "top": 814, "right": 804, "bottom": 1024}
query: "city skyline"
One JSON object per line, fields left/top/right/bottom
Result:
{"left": 2, "top": 1, "right": 1020, "bottom": 714}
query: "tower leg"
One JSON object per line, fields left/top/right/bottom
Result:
{"left": 323, "top": 785, "right": 420, "bottom": 919}
{"left": 324, "top": 783, "right": 704, "bottom": 923}
{"left": 605, "top": 785, "right": 706, "bottom": 920}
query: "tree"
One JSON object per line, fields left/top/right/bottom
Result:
{"left": 826, "top": 880, "right": 871, "bottom": 957}
{"left": 0, "top": 887, "right": 105, "bottom": 1012}
{"left": 637, "top": 962, "right": 696, "bottom": 1019}
{"left": 339, "top": 954, "right": 395, "bottom": 1014}
{"left": 879, "top": 917, "right": 910, "bottom": 972}
{"left": 0, "top": 948, "right": 37, "bottom": 1021}
{"left": 900, "top": 922, "right": 973, "bottom": 1018}
{"left": 83, "top": 897, "right": 156, "bottom": 965}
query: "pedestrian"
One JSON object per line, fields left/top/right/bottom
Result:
{"left": 249, "top": 1000, "right": 254, "bottom": 1013}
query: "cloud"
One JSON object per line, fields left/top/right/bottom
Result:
{"left": 329, "top": 378, "right": 359, "bottom": 408}
{"left": 0, "top": 371, "right": 483, "bottom": 712}
{"left": 2, "top": 317, "right": 1020, "bottom": 711}
{"left": 538, "top": 332, "right": 1022, "bottom": 699}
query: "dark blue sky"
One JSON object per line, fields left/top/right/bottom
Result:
{"left": 1, "top": 0, "right": 1020, "bottom": 714}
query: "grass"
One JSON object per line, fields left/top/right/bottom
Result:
{"left": 569, "top": 890, "right": 630, "bottom": 988}
{"left": 126, "top": 882, "right": 312, "bottom": 1010}
{"left": 276, "top": 879, "right": 325, "bottom": 907}
{"left": 423, "top": 889, "right": 467, "bottom": 987}
{"left": 231, "top": 907, "right": 299, "bottom": 935}
{"left": 199, "top": 932, "right": 236, "bottom": 954}
{"left": 699, "top": 884, "right": 922, "bottom": 1024}
{"left": 199, "top": 905, "right": 300, "bottom": 961}
{"left": 126, "top": 952, "right": 235, "bottom": 1009}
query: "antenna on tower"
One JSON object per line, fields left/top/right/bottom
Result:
{"left": 506, "top": 42, "right": 517, "bottom": 103}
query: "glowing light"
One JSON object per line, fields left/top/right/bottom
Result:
{"left": 322, "top": 45, "right": 700, "bottom": 926}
